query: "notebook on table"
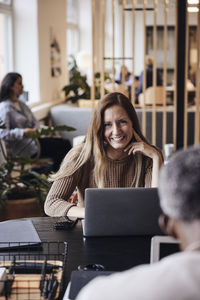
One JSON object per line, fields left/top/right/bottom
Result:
{"left": 0, "top": 219, "right": 42, "bottom": 250}
{"left": 82, "top": 187, "right": 163, "bottom": 237}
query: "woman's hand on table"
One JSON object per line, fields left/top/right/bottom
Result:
{"left": 67, "top": 206, "right": 85, "bottom": 219}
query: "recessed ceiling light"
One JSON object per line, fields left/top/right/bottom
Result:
{"left": 187, "top": 0, "right": 199, "bottom": 4}
{"left": 187, "top": 6, "right": 199, "bottom": 12}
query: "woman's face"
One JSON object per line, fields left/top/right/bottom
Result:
{"left": 104, "top": 105, "right": 134, "bottom": 157}
{"left": 12, "top": 76, "right": 23, "bottom": 99}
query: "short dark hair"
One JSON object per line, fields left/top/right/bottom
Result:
{"left": 0, "top": 72, "right": 22, "bottom": 102}
{"left": 159, "top": 146, "right": 200, "bottom": 221}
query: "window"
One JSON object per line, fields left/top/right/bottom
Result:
{"left": 0, "top": 0, "right": 11, "bottom": 4}
{"left": 66, "top": 0, "right": 79, "bottom": 58}
{"left": 0, "top": 1, "right": 13, "bottom": 82}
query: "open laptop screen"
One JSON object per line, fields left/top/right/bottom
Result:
{"left": 83, "top": 187, "right": 163, "bottom": 237}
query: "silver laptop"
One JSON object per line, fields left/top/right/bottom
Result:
{"left": 82, "top": 187, "right": 163, "bottom": 237}
{"left": 150, "top": 236, "right": 180, "bottom": 263}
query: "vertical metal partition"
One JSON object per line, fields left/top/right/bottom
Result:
{"left": 194, "top": 2, "right": 200, "bottom": 145}
{"left": 173, "top": 0, "right": 177, "bottom": 149}
{"left": 184, "top": 1, "right": 189, "bottom": 148}
{"left": 131, "top": 0, "right": 136, "bottom": 104}
{"left": 122, "top": 0, "right": 126, "bottom": 84}
{"left": 101, "top": 0, "right": 105, "bottom": 98}
{"left": 142, "top": 0, "right": 147, "bottom": 137}
{"left": 152, "top": 0, "right": 157, "bottom": 145}
{"left": 112, "top": 0, "right": 115, "bottom": 89}
{"left": 88, "top": 0, "right": 200, "bottom": 150}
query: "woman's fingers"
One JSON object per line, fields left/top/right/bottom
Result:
{"left": 132, "top": 129, "right": 142, "bottom": 142}
{"left": 124, "top": 142, "right": 143, "bottom": 155}
{"left": 125, "top": 141, "right": 156, "bottom": 158}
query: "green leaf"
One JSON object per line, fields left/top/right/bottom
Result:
{"left": 26, "top": 124, "right": 76, "bottom": 139}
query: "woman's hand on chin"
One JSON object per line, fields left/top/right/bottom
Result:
{"left": 124, "top": 129, "right": 161, "bottom": 160}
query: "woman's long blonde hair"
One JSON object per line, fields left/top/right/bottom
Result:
{"left": 50, "top": 92, "right": 151, "bottom": 187}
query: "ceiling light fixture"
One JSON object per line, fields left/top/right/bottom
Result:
{"left": 187, "top": 0, "right": 199, "bottom": 4}
{"left": 187, "top": 6, "right": 199, "bottom": 12}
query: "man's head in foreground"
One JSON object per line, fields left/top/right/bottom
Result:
{"left": 158, "top": 145, "right": 200, "bottom": 250}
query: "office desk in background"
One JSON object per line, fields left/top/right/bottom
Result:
{"left": 2, "top": 217, "right": 153, "bottom": 284}
{"left": 166, "top": 85, "right": 196, "bottom": 105}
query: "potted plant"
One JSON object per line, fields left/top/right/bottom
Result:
{"left": 0, "top": 124, "right": 75, "bottom": 220}
{"left": 62, "top": 55, "right": 111, "bottom": 106}
{"left": 62, "top": 55, "right": 90, "bottom": 104}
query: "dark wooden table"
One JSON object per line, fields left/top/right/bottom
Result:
{"left": 31, "top": 217, "right": 152, "bottom": 283}
{"left": 0, "top": 217, "right": 154, "bottom": 299}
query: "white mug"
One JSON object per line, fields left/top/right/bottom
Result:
{"left": 164, "top": 143, "right": 174, "bottom": 161}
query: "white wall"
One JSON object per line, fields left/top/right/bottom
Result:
{"left": 38, "top": 0, "right": 68, "bottom": 103}
{"left": 13, "top": 0, "right": 68, "bottom": 104}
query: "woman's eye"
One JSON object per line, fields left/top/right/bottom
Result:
{"left": 120, "top": 120, "right": 127, "bottom": 124}
{"left": 104, "top": 123, "right": 111, "bottom": 128}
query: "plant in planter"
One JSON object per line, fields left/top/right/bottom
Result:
{"left": 0, "top": 124, "right": 76, "bottom": 219}
{"left": 62, "top": 55, "right": 90, "bottom": 103}
{"left": 94, "top": 71, "right": 111, "bottom": 99}
{"left": 62, "top": 55, "right": 111, "bottom": 104}
{"left": 0, "top": 157, "right": 50, "bottom": 219}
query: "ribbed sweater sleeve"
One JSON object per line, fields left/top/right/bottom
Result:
{"left": 44, "top": 178, "right": 74, "bottom": 216}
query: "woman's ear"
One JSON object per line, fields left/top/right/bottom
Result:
{"left": 158, "top": 214, "right": 178, "bottom": 239}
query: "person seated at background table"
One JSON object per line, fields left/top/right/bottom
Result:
{"left": 115, "top": 65, "right": 140, "bottom": 101}
{"left": 135, "top": 55, "right": 163, "bottom": 103}
{"left": 76, "top": 145, "right": 200, "bottom": 300}
{"left": 44, "top": 92, "right": 163, "bottom": 219}
{"left": 115, "top": 65, "right": 132, "bottom": 87}
{"left": 0, "top": 72, "right": 71, "bottom": 171}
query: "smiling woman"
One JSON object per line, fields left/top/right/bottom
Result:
{"left": 44, "top": 92, "right": 163, "bottom": 219}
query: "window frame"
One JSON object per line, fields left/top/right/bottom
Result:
{"left": 0, "top": 0, "right": 14, "bottom": 81}
{"left": 66, "top": 0, "right": 80, "bottom": 59}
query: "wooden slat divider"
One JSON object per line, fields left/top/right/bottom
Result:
{"left": 142, "top": 0, "right": 147, "bottom": 137}
{"left": 91, "top": 0, "right": 95, "bottom": 108}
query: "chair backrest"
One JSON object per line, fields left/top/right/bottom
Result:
{"left": 0, "top": 139, "right": 7, "bottom": 165}
{"left": 139, "top": 86, "right": 164, "bottom": 106}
